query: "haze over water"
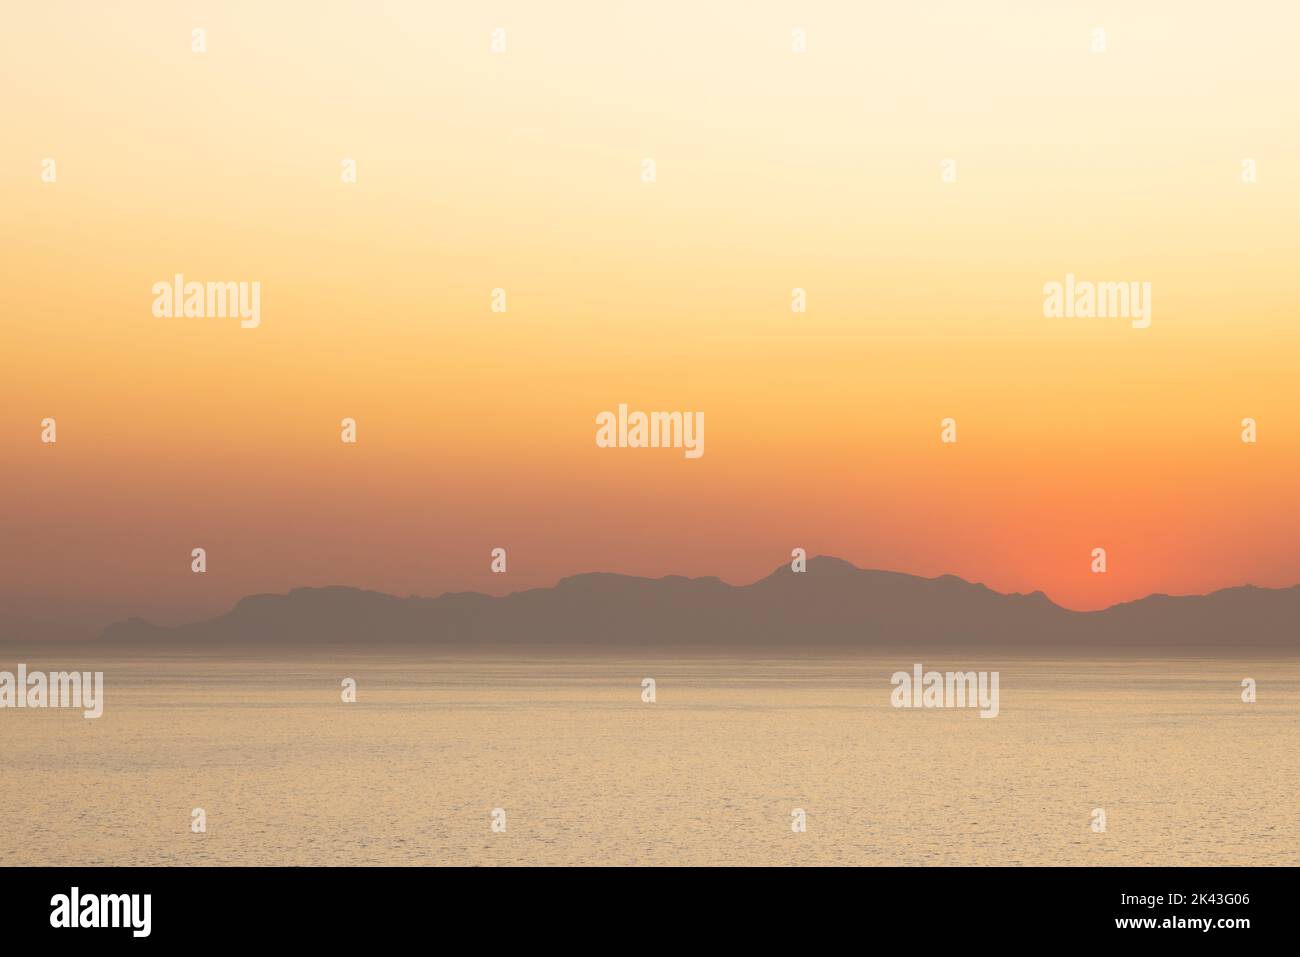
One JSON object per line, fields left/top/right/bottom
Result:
{"left": 4, "top": 651, "right": 1295, "bottom": 866}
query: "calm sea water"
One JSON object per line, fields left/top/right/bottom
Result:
{"left": 2, "top": 652, "right": 1296, "bottom": 866}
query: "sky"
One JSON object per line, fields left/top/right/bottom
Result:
{"left": 3, "top": 1, "right": 1299, "bottom": 638}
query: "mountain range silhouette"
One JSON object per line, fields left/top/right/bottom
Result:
{"left": 98, "top": 557, "right": 1300, "bottom": 650}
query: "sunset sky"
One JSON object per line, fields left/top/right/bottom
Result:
{"left": 3, "top": 1, "right": 1299, "bottom": 638}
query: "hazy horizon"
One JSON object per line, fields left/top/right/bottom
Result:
{"left": 5, "top": 553, "right": 1300, "bottom": 644}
